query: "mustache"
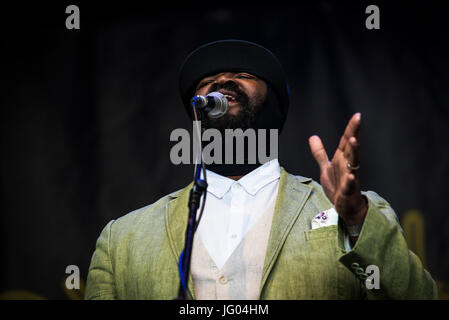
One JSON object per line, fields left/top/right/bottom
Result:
{"left": 208, "top": 81, "right": 249, "bottom": 106}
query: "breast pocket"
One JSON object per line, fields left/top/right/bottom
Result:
{"left": 300, "top": 225, "right": 342, "bottom": 298}
{"left": 305, "top": 225, "right": 338, "bottom": 241}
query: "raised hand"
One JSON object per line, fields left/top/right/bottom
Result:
{"left": 308, "top": 113, "right": 368, "bottom": 226}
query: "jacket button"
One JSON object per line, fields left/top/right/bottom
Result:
{"left": 359, "top": 273, "right": 369, "bottom": 280}
{"left": 351, "top": 262, "right": 360, "bottom": 269}
{"left": 218, "top": 275, "right": 228, "bottom": 284}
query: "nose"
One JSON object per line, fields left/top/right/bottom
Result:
{"left": 215, "top": 73, "right": 234, "bottom": 84}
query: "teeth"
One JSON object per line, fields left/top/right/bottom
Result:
{"left": 224, "top": 94, "right": 235, "bottom": 101}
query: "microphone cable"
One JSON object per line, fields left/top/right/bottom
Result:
{"left": 177, "top": 99, "right": 208, "bottom": 299}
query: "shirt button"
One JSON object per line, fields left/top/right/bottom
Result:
{"left": 218, "top": 275, "right": 228, "bottom": 284}
{"left": 231, "top": 234, "right": 237, "bottom": 239}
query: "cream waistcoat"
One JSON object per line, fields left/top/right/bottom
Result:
{"left": 191, "top": 198, "right": 276, "bottom": 300}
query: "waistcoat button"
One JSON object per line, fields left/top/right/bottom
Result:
{"left": 218, "top": 275, "right": 228, "bottom": 284}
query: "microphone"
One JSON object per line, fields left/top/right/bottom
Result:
{"left": 191, "top": 92, "right": 229, "bottom": 118}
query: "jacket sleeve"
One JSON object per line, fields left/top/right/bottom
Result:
{"left": 85, "top": 220, "right": 118, "bottom": 300}
{"left": 339, "top": 191, "right": 438, "bottom": 299}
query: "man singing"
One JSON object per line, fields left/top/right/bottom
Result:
{"left": 85, "top": 40, "right": 437, "bottom": 299}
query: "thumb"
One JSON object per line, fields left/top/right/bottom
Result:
{"left": 308, "top": 135, "right": 329, "bottom": 171}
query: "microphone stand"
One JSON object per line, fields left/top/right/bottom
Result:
{"left": 176, "top": 110, "right": 208, "bottom": 300}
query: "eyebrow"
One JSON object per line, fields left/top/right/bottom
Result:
{"left": 201, "top": 72, "right": 257, "bottom": 81}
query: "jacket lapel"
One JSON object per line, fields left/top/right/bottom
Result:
{"left": 259, "top": 168, "right": 312, "bottom": 293}
{"left": 164, "top": 181, "right": 196, "bottom": 299}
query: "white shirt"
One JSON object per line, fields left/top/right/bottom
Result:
{"left": 197, "top": 159, "right": 281, "bottom": 269}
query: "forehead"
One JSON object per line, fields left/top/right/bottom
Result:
{"left": 199, "top": 71, "right": 259, "bottom": 80}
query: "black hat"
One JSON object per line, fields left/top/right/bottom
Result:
{"left": 178, "top": 39, "right": 289, "bottom": 122}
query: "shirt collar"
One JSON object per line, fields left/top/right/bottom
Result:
{"left": 203, "top": 159, "right": 281, "bottom": 198}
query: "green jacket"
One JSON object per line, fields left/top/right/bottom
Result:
{"left": 85, "top": 168, "right": 438, "bottom": 299}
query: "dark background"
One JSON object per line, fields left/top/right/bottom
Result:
{"left": 1, "top": 0, "right": 448, "bottom": 299}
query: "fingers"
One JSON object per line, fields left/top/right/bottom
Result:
{"left": 341, "top": 172, "right": 357, "bottom": 195}
{"left": 309, "top": 135, "right": 329, "bottom": 171}
{"left": 344, "top": 136, "right": 360, "bottom": 170}
{"left": 337, "top": 113, "right": 361, "bottom": 170}
{"left": 338, "top": 113, "right": 361, "bottom": 152}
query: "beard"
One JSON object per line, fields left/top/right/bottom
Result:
{"left": 203, "top": 81, "right": 259, "bottom": 131}
{"left": 198, "top": 82, "right": 280, "bottom": 177}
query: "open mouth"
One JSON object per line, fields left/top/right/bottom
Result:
{"left": 217, "top": 89, "right": 239, "bottom": 105}
{"left": 224, "top": 94, "right": 236, "bottom": 102}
